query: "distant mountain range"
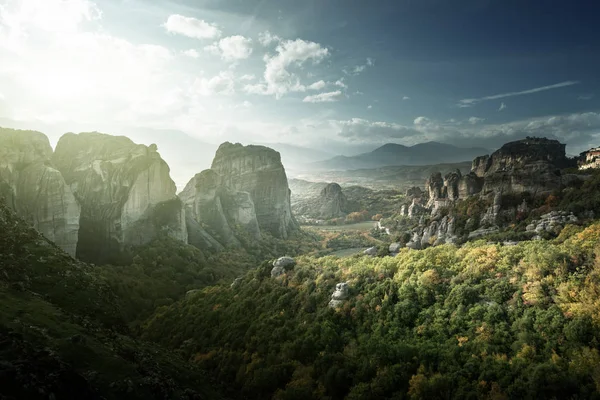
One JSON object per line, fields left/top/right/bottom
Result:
{"left": 308, "top": 142, "right": 491, "bottom": 171}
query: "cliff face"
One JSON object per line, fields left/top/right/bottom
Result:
{"left": 426, "top": 169, "right": 483, "bottom": 208}
{"left": 179, "top": 169, "right": 260, "bottom": 249}
{"left": 317, "top": 183, "right": 347, "bottom": 219}
{"left": 53, "top": 132, "right": 185, "bottom": 262}
{"left": 0, "top": 128, "right": 80, "bottom": 256}
{"left": 211, "top": 142, "right": 298, "bottom": 239}
{"left": 474, "top": 138, "right": 574, "bottom": 196}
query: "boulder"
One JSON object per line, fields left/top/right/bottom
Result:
{"left": 328, "top": 282, "right": 349, "bottom": 308}
{"left": 271, "top": 256, "right": 296, "bottom": 277}
{"left": 364, "top": 246, "right": 378, "bottom": 256}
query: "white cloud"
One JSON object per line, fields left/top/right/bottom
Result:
{"left": 193, "top": 71, "right": 235, "bottom": 96}
{"left": 240, "top": 74, "right": 255, "bottom": 81}
{"left": 345, "top": 57, "right": 375, "bottom": 76}
{"left": 204, "top": 35, "right": 253, "bottom": 61}
{"left": 367, "top": 105, "right": 372, "bottom": 109}
{"left": 258, "top": 30, "right": 281, "bottom": 46}
{"left": 245, "top": 38, "right": 329, "bottom": 98}
{"left": 163, "top": 14, "right": 221, "bottom": 40}
{"left": 469, "top": 116, "right": 485, "bottom": 124}
{"left": 402, "top": 96, "right": 410, "bottom": 100}
{"left": 334, "top": 79, "right": 347, "bottom": 89}
{"left": 303, "top": 90, "right": 342, "bottom": 103}
{"left": 458, "top": 81, "right": 580, "bottom": 107}
{"left": 498, "top": 102, "right": 507, "bottom": 111}
{"left": 578, "top": 94, "right": 594, "bottom": 101}
{"left": 308, "top": 80, "right": 326, "bottom": 90}
{"left": 1, "top": 0, "right": 102, "bottom": 35}
{"left": 182, "top": 49, "right": 199, "bottom": 58}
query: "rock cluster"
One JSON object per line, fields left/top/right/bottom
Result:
{"left": 425, "top": 169, "right": 483, "bottom": 208}
{"left": 328, "top": 282, "right": 349, "bottom": 308}
{"left": 526, "top": 211, "right": 578, "bottom": 234}
{"left": 398, "top": 137, "right": 582, "bottom": 250}
{"left": 406, "top": 215, "right": 456, "bottom": 249}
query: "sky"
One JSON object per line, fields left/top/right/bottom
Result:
{"left": 0, "top": 0, "right": 600, "bottom": 157}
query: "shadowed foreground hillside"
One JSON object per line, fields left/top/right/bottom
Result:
{"left": 0, "top": 199, "right": 224, "bottom": 399}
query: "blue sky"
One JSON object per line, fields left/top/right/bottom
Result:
{"left": 0, "top": 0, "right": 599, "bottom": 156}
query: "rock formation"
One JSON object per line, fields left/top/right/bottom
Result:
{"left": 53, "top": 132, "right": 186, "bottom": 262}
{"left": 211, "top": 142, "right": 298, "bottom": 239}
{"left": 400, "top": 137, "right": 579, "bottom": 250}
{"left": 0, "top": 128, "right": 80, "bottom": 256}
{"left": 179, "top": 169, "right": 260, "bottom": 249}
{"left": 328, "top": 282, "right": 349, "bottom": 308}
{"left": 271, "top": 257, "right": 296, "bottom": 278}
{"left": 364, "top": 246, "right": 378, "bottom": 256}
{"left": 316, "top": 183, "right": 347, "bottom": 219}
{"left": 475, "top": 137, "right": 574, "bottom": 196}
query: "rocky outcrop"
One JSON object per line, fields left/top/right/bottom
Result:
{"left": 271, "top": 257, "right": 296, "bottom": 278}
{"left": 179, "top": 169, "right": 260, "bottom": 249}
{"left": 526, "top": 211, "right": 578, "bottom": 234}
{"left": 317, "top": 183, "right": 347, "bottom": 219}
{"left": 293, "top": 182, "right": 348, "bottom": 220}
{"left": 0, "top": 128, "right": 80, "bottom": 256}
{"left": 406, "top": 215, "right": 456, "bottom": 250}
{"left": 475, "top": 138, "right": 575, "bottom": 196}
{"left": 399, "top": 138, "right": 581, "bottom": 251}
{"left": 426, "top": 172, "right": 445, "bottom": 208}
{"left": 211, "top": 143, "right": 299, "bottom": 239}
{"left": 53, "top": 132, "right": 185, "bottom": 262}
{"left": 364, "top": 246, "right": 377, "bottom": 256}
{"left": 328, "top": 282, "right": 349, "bottom": 308}
{"left": 408, "top": 199, "right": 427, "bottom": 218}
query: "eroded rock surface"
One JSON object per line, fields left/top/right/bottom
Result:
{"left": 53, "top": 132, "right": 185, "bottom": 262}
{"left": 0, "top": 128, "right": 80, "bottom": 256}
{"left": 328, "top": 282, "right": 349, "bottom": 308}
{"left": 211, "top": 142, "right": 299, "bottom": 239}
{"left": 180, "top": 169, "right": 260, "bottom": 249}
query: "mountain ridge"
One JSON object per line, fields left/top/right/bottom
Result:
{"left": 311, "top": 141, "right": 491, "bottom": 171}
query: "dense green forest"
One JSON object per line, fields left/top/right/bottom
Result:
{"left": 143, "top": 224, "right": 600, "bottom": 399}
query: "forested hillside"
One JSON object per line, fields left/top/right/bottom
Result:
{"left": 143, "top": 224, "right": 600, "bottom": 399}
